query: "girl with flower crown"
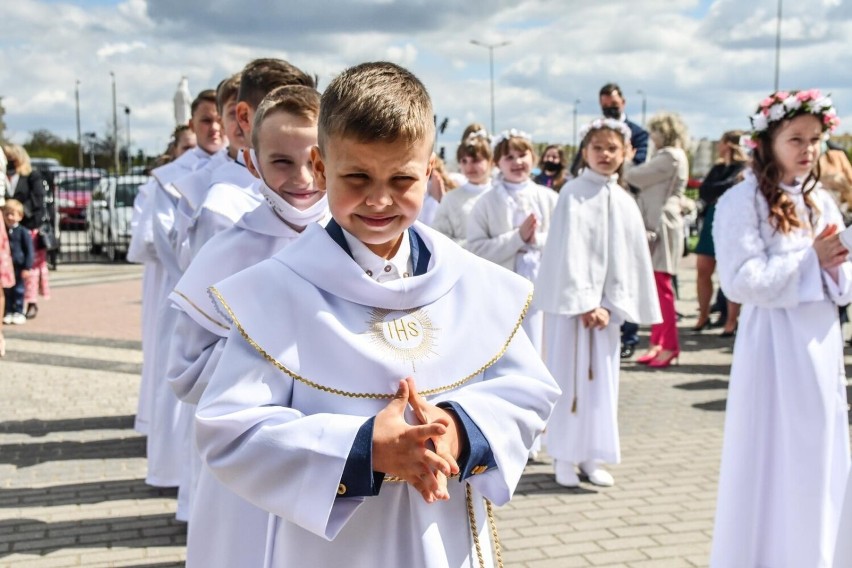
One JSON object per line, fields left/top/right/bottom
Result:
{"left": 534, "top": 118, "right": 660, "bottom": 487}
{"left": 710, "top": 89, "right": 851, "bottom": 568}
{"left": 467, "top": 129, "right": 558, "bottom": 355}
{"left": 432, "top": 128, "right": 493, "bottom": 246}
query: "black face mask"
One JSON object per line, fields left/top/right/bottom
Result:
{"left": 6, "top": 163, "right": 15, "bottom": 176}
{"left": 601, "top": 106, "right": 621, "bottom": 119}
{"left": 543, "top": 162, "right": 563, "bottom": 174}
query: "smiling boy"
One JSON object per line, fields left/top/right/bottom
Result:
{"left": 195, "top": 62, "right": 559, "bottom": 567}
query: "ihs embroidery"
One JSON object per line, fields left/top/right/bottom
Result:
{"left": 366, "top": 307, "right": 439, "bottom": 371}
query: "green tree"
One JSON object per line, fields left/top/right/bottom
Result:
{"left": 24, "top": 129, "right": 81, "bottom": 167}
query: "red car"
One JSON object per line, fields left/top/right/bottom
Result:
{"left": 55, "top": 171, "right": 102, "bottom": 230}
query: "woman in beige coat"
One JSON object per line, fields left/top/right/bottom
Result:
{"left": 623, "top": 113, "right": 689, "bottom": 368}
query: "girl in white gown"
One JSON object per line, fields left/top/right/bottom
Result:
{"left": 534, "top": 118, "right": 660, "bottom": 487}
{"left": 711, "top": 89, "right": 851, "bottom": 568}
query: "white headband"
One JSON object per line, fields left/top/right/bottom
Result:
{"left": 578, "top": 118, "right": 632, "bottom": 143}
{"left": 491, "top": 128, "right": 532, "bottom": 150}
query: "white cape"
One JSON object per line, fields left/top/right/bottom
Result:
{"left": 711, "top": 175, "right": 852, "bottom": 568}
{"left": 196, "top": 223, "right": 560, "bottom": 568}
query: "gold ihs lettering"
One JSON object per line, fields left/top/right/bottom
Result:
{"left": 406, "top": 321, "right": 420, "bottom": 337}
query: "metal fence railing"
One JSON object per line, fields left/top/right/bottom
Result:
{"left": 40, "top": 168, "right": 149, "bottom": 266}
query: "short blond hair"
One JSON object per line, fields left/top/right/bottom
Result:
{"left": 318, "top": 62, "right": 434, "bottom": 152}
{"left": 251, "top": 85, "right": 321, "bottom": 150}
{"left": 4, "top": 198, "right": 24, "bottom": 217}
{"left": 647, "top": 112, "right": 689, "bottom": 149}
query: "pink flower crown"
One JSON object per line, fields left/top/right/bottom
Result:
{"left": 749, "top": 89, "right": 840, "bottom": 143}
{"left": 578, "top": 118, "right": 632, "bottom": 143}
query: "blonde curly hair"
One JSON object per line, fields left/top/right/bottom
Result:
{"left": 647, "top": 112, "right": 689, "bottom": 149}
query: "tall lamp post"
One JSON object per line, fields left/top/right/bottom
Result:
{"left": 122, "top": 105, "right": 131, "bottom": 172}
{"left": 572, "top": 98, "right": 580, "bottom": 163}
{"left": 470, "top": 39, "right": 511, "bottom": 134}
{"left": 636, "top": 89, "right": 647, "bottom": 127}
{"left": 110, "top": 72, "right": 119, "bottom": 173}
{"left": 75, "top": 80, "right": 83, "bottom": 168}
{"left": 774, "top": 0, "right": 782, "bottom": 91}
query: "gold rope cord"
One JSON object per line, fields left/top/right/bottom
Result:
{"left": 466, "top": 484, "right": 503, "bottom": 568}
{"left": 209, "top": 286, "right": 532, "bottom": 399}
{"left": 172, "top": 290, "right": 230, "bottom": 331}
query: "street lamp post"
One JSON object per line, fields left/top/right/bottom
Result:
{"left": 110, "top": 72, "right": 119, "bottom": 173}
{"left": 636, "top": 89, "right": 647, "bottom": 127}
{"left": 75, "top": 80, "right": 83, "bottom": 168}
{"left": 572, "top": 98, "right": 580, "bottom": 163}
{"left": 470, "top": 39, "right": 511, "bottom": 134}
{"left": 85, "top": 132, "right": 97, "bottom": 169}
{"left": 774, "top": 0, "right": 782, "bottom": 91}
{"left": 123, "top": 106, "right": 131, "bottom": 172}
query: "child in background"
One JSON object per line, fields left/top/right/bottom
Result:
{"left": 467, "top": 129, "right": 557, "bottom": 353}
{"left": 535, "top": 119, "right": 660, "bottom": 487}
{"left": 711, "top": 90, "right": 851, "bottom": 568}
{"left": 169, "top": 85, "right": 327, "bottom": 568}
{"left": 432, "top": 129, "right": 492, "bottom": 247}
{"left": 195, "top": 61, "right": 559, "bottom": 567}
{"left": 3, "top": 199, "right": 34, "bottom": 326}
{"left": 418, "top": 156, "right": 456, "bottom": 226}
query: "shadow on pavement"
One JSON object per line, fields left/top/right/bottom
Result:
{"left": 0, "top": 350, "right": 142, "bottom": 375}
{"left": 0, "top": 415, "right": 135, "bottom": 437}
{"left": 0, "top": 437, "right": 146, "bottom": 468}
{"left": 674, "top": 378, "right": 728, "bottom": 391}
{"left": 694, "top": 399, "right": 727, "bottom": 412}
{"left": 0, "top": 479, "right": 175, "bottom": 508}
{"left": 0, "top": 514, "right": 185, "bottom": 558}
{"left": 515, "top": 472, "right": 599, "bottom": 496}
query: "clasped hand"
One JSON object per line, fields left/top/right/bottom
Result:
{"left": 813, "top": 224, "right": 848, "bottom": 271}
{"left": 581, "top": 307, "right": 610, "bottom": 330}
{"left": 372, "top": 378, "right": 462, "bottom": 503}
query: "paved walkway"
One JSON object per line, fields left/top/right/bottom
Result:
{"left": 0, "top": 260, "right": 849, "bottom": 567}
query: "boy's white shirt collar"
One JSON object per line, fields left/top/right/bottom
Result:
{"left": 341, "top": 226, "right": 413, "bottom": 282}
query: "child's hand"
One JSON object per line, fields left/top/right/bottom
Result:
{"left": 814, "top": 224, "right": 848, "bottom": 270}
{"left": 581, "top": 307, "right": 610, "bottom": 329}
{"left": 20, "top": 269, "right": 30, "bottom": 279}
{"left": 372, "top": 379, "right": 453, "bottom": 503}
{"left": 520, "top": 214, "right": 538, "bottom": 244}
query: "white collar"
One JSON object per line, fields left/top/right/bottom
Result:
{"left": 342, "top": 227, "right": 413, "bottom": 282}
{"left": 463, "top": 181, "right": 491, "bottom": 194}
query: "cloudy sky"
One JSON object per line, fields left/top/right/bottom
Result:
{"left": 2, "top": 0, "right": 849, "bottom": 162}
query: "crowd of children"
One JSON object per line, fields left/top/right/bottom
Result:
{"left": 124, "top": 53, "right": 850, "bottom": 567}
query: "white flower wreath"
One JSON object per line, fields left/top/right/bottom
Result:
{"left": 577, "top": 118, "right": 632, "bottom": 143}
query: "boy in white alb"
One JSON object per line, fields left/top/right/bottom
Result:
{"left": 195, "top": 62, "right": 560, "bottom": 567}
{"left": 145, "top": 90, "right": 226, "bottom": 498}
{"left": 168, "top": 85, "right": 327, "bottom": 567}
{"left": 126, "top": 93, "right": 222, "bottom": 437}
{"left": 171, "top": 74, "right": 243, "bottom": 272}
{"left": 184, "top": 58, "right": 316, "bottom": 260}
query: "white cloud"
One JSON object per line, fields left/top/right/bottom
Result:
{"left": 2, "top": 0, "right": 850, "bottom": 161}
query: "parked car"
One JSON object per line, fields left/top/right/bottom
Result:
{"left": 55, "top": 171, "right": 102, "bottom": 229}
{"left": 87, "top": 175, "right": 148, "bottom": 260}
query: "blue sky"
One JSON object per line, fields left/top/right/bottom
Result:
{"left": 1, "top": 0, "right": 848, "bottom": 161}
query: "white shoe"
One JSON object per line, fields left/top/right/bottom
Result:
{"left": 10, "top": 313, "right": 27, "bottom": 325}
{"left": 2, "top": 314, "right": 11, "bottom": 325}
{"left": 554, "top": 461, "right": 580, "bottom": 487}
{"left": 580, "top": 461, "right": 614, "bottom": 487}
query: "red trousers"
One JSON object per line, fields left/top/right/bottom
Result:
{"left": 649, "top": 271, "right": 680, "bottom": 351}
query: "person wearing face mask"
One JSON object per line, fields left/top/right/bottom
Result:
{"left": 534, "top": 144, "right": 568, "bottom": 190}
{"left": 167, "top": 85, "right": 328, "bottom": 568}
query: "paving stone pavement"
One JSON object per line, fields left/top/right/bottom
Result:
{"left": 0, "top": 259, "right": 850, "bottom": 567}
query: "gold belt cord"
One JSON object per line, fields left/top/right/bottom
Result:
{"left": 466, "top": 484, "right": 503, "bottom": 568}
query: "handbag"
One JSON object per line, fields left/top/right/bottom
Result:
{"left": 37, "top": 220, "right": 59, "bottom": 251}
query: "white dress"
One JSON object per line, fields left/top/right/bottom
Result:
{"left": 711, "top": 174, "right": 852, "bottom": 568}
{"left": 534, "top": 169, "right": 660, "bottom": 466}
{"left": 432, "top": 182, "right": 491, "bottom": 248}
{"left": 195, "top": 222, "right": 560, "bottom": 568}
{"left": 467, "top": 178, "right": 558, "bottom": 353}
{"left": 169, "top": 202, "right": 327, "bottom": 568}
{"left": 126, "top": 147, "right": 208, "bottom": 435}
{"left": 836, "top": 473, "right": 852, "bottom": 567}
